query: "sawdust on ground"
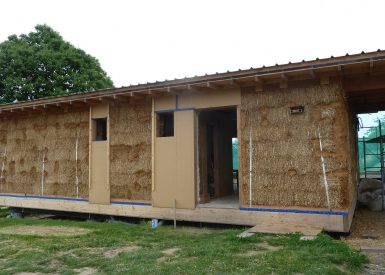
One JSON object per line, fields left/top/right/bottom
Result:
{"left": 103, "top": 245, "right": 140, "bottom": 258}
{"left": 0, "top": 226, "right": 91, "bottom": 236}
{"left": 343, "top": 207, "right": 385, "bottom": 274}
{"left": 344, "top": 208, "right": 385, "bottom": 248}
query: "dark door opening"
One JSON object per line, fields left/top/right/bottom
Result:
{"left": 197, "top": 107, "right": 238, "bottom": 209}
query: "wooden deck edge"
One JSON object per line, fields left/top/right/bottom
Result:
{"left": 343, "top": 191, "right": 357, "bottom": 232}
{"left": 0, "top": 196, "right": 346, "bottom": 232}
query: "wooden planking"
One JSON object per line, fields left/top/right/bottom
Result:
{"left": 247, "top": 223, "right": 322, "bottom": 236}
{"left": 0, "top": 196, "right": 349, "bottom": 232}
{"left": 178, "top": 88, "right": 240, "bottom": 109}
{"left": 152, "top": 110, "right": 196, "bottom": 209}
{"left": 152, "top": 137, "right": 177, "bottom": 207}
{"left": 154, "top": 95, "right": 176, "bottom": 111}
{"left": 89, "top": 104, "right": 110, "bottom": 204}
{"left": 343, "top": 191, "right": 357, "bottom": 231}
{"left": 175, "top": 110, "right": 196, "bottom": 209}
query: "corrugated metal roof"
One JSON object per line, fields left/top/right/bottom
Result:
{"left": 1, "top": 49, "right": 385, "bottom": 110}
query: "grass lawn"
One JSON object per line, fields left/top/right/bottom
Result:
{"left": 0, "top": 208, "right": 367, "bottom": 274}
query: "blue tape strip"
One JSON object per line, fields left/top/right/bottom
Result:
{"left": 111, "top": 201, "right": 152, "bottom": 206}
{"left": 0, "top": 193, "right": 151, "bottom": 206}
{"left": 240, "top": 207, "right": 349, "bottom": 216}
{"left": 155, "top": 108, "right": 195, "bottom": 113}
{"left": 0, "top": 194, "right": 88, "bottom": 202}
{"left": 175, "top": 108, "right": 195, "bottom": 112}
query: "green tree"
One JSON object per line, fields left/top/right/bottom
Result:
{"left": 0, "top": 24, "right": 113, "bottom": 103}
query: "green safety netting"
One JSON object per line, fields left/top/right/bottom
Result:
{"left": 232, "top": 138, "right": 238, "bottom": 170}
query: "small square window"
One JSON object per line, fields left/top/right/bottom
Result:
{"left": 157, "top": 112, "right": 174, "bottom": 137}
{"left": 92, "top": 118, "right": 107, "bottom": 141}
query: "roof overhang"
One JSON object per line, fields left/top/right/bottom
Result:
{"left": 1, "top": 50, "right": 385, "bottom": 117}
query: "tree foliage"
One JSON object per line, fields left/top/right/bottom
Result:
{"left": 0, "top": 24, "right": 113, "bottom": 103}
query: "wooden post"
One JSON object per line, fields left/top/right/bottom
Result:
{"left": 151, "top": 98, "right": 155, "bottom": 192}
{"left": 173, "top": 199, "right": 177, "bottom": 229}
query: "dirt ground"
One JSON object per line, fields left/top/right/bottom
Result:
{"left": 343, "top": 207, "right": 385, "bottom": 274}
{"left": 0, "top": 225, "right": 92, "bottom": 236}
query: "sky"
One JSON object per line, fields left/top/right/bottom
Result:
{"left": 1, "top": 0, "right": 385, "bottom": 129}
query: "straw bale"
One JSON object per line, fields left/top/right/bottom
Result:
{"left": 0, "top": 110, "right": 89, "bottom": 198}
{"left": 109, "top": 100, "right": 152, "bottom": 201}
{"left": 240, "top": 83, "right": 355, "bottom": 209}
{"left": 346, "top": 105, "right": 359, "bottom": 204}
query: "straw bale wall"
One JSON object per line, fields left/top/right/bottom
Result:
{"left": 240, "top": 81, "right": 356, "bottom": 209}
{"left": 346, "top": 104, "right": 359, "bottom": 205}
{"left": 109, "top": 100, "right": 152, "bottom": 201}
{"left": 0, "top": 110, "right": 89, "bottom": 197}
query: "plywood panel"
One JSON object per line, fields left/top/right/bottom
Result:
{"left": 175, "top": 111, "right": 196, "bottom": 209}
{"left": 152, "top": 137, "right": 176, "bottom": 207}
{"left": 89, "top": 104, "right": 110, "bottom": 204}
{"left": 152, "top": 110, "right": 196, "bottom": 209}
{"left": 92, "top": 104, "right": 109, "bottom": 119}
{"left": 154, "top": 95, "right": 176, "bottom": 111}
{"left": 178, "top": 88, "right": 240, "bottom": 109}
{"left": 89, "top": 142, "right": 109, "bottom": 204}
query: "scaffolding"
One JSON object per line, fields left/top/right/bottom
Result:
{"left": 358, "top": 120, "right": 385, "bottom": 211}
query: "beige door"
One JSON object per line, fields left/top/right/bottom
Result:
{"left": 152, "top": 110, "right": 196, "bottom": 209}
{"left": 89, "top": 104, "right": 110, "bottom": 204}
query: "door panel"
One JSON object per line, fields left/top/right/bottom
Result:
{"left": 89, "top": 104, "right": 110, "bottom": 204}
{"left": 152, "top": 110, "right": 196, "bottom": 209}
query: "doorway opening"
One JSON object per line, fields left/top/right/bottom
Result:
{"left": 197, "top": 107, "right": 239, "bottom": 209}
{"left": 357, "top": 111, "right": 385, "bottom": 212}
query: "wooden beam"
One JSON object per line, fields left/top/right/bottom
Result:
{"left": 206, "top": 82, "right": 218, "bottom": 89}
{"left": 20, "top": 107, "right": 34, "bottom": 113}
{"left": 68, "top": 100, "right": 88, "bottom": 108}
{"left": 112, "top": 94, "right": 130, "bottom": 102}
{"left": 228, "top": 78, "right": 239, "bottom": 88}
{"left": 309, "top": 69, "right": 316, "bottom": 79}
{"left": 32, "top": 105, "right": 45, "bottom": 111}
{"left": 162, "top": 87, "right": 179, "bottom": 95}
{"left": 337, "top": 64, "right": 343, "bottom": 76}
{"left": 130, "top": 92, "right": 141, "bottom": 98}
{"left": 98, "top": 96, "right": 117, "bottom": 105}
{"left": 280, "top": 73, "right": 288, "bottom": 89}
{"left": 85, "top": 97, "right": 102, "bottom": 105}
{"left": 187, "top": 84, "right": 202, "bottom": 93}
{"left": 370, "top": 58, "right": 375, "bottom": 75}
{"left": 147, "top": 89, "right": 154, "bottom": 96}
{"left": 146, "top": 89, "right": 163, "bottom": 97}
{"left": 253, "top": 76, "right": 264, "bottom": 84}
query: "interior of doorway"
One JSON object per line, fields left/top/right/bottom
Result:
{"left": 197, "top": 107, "right": 239, "bottom": 209}
{"left": 357, "top": 111, "right": 385, "bottom": 212}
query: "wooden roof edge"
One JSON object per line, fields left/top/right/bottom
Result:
{"left": 1, "top": 50, "right": 385, "bottom": 111}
